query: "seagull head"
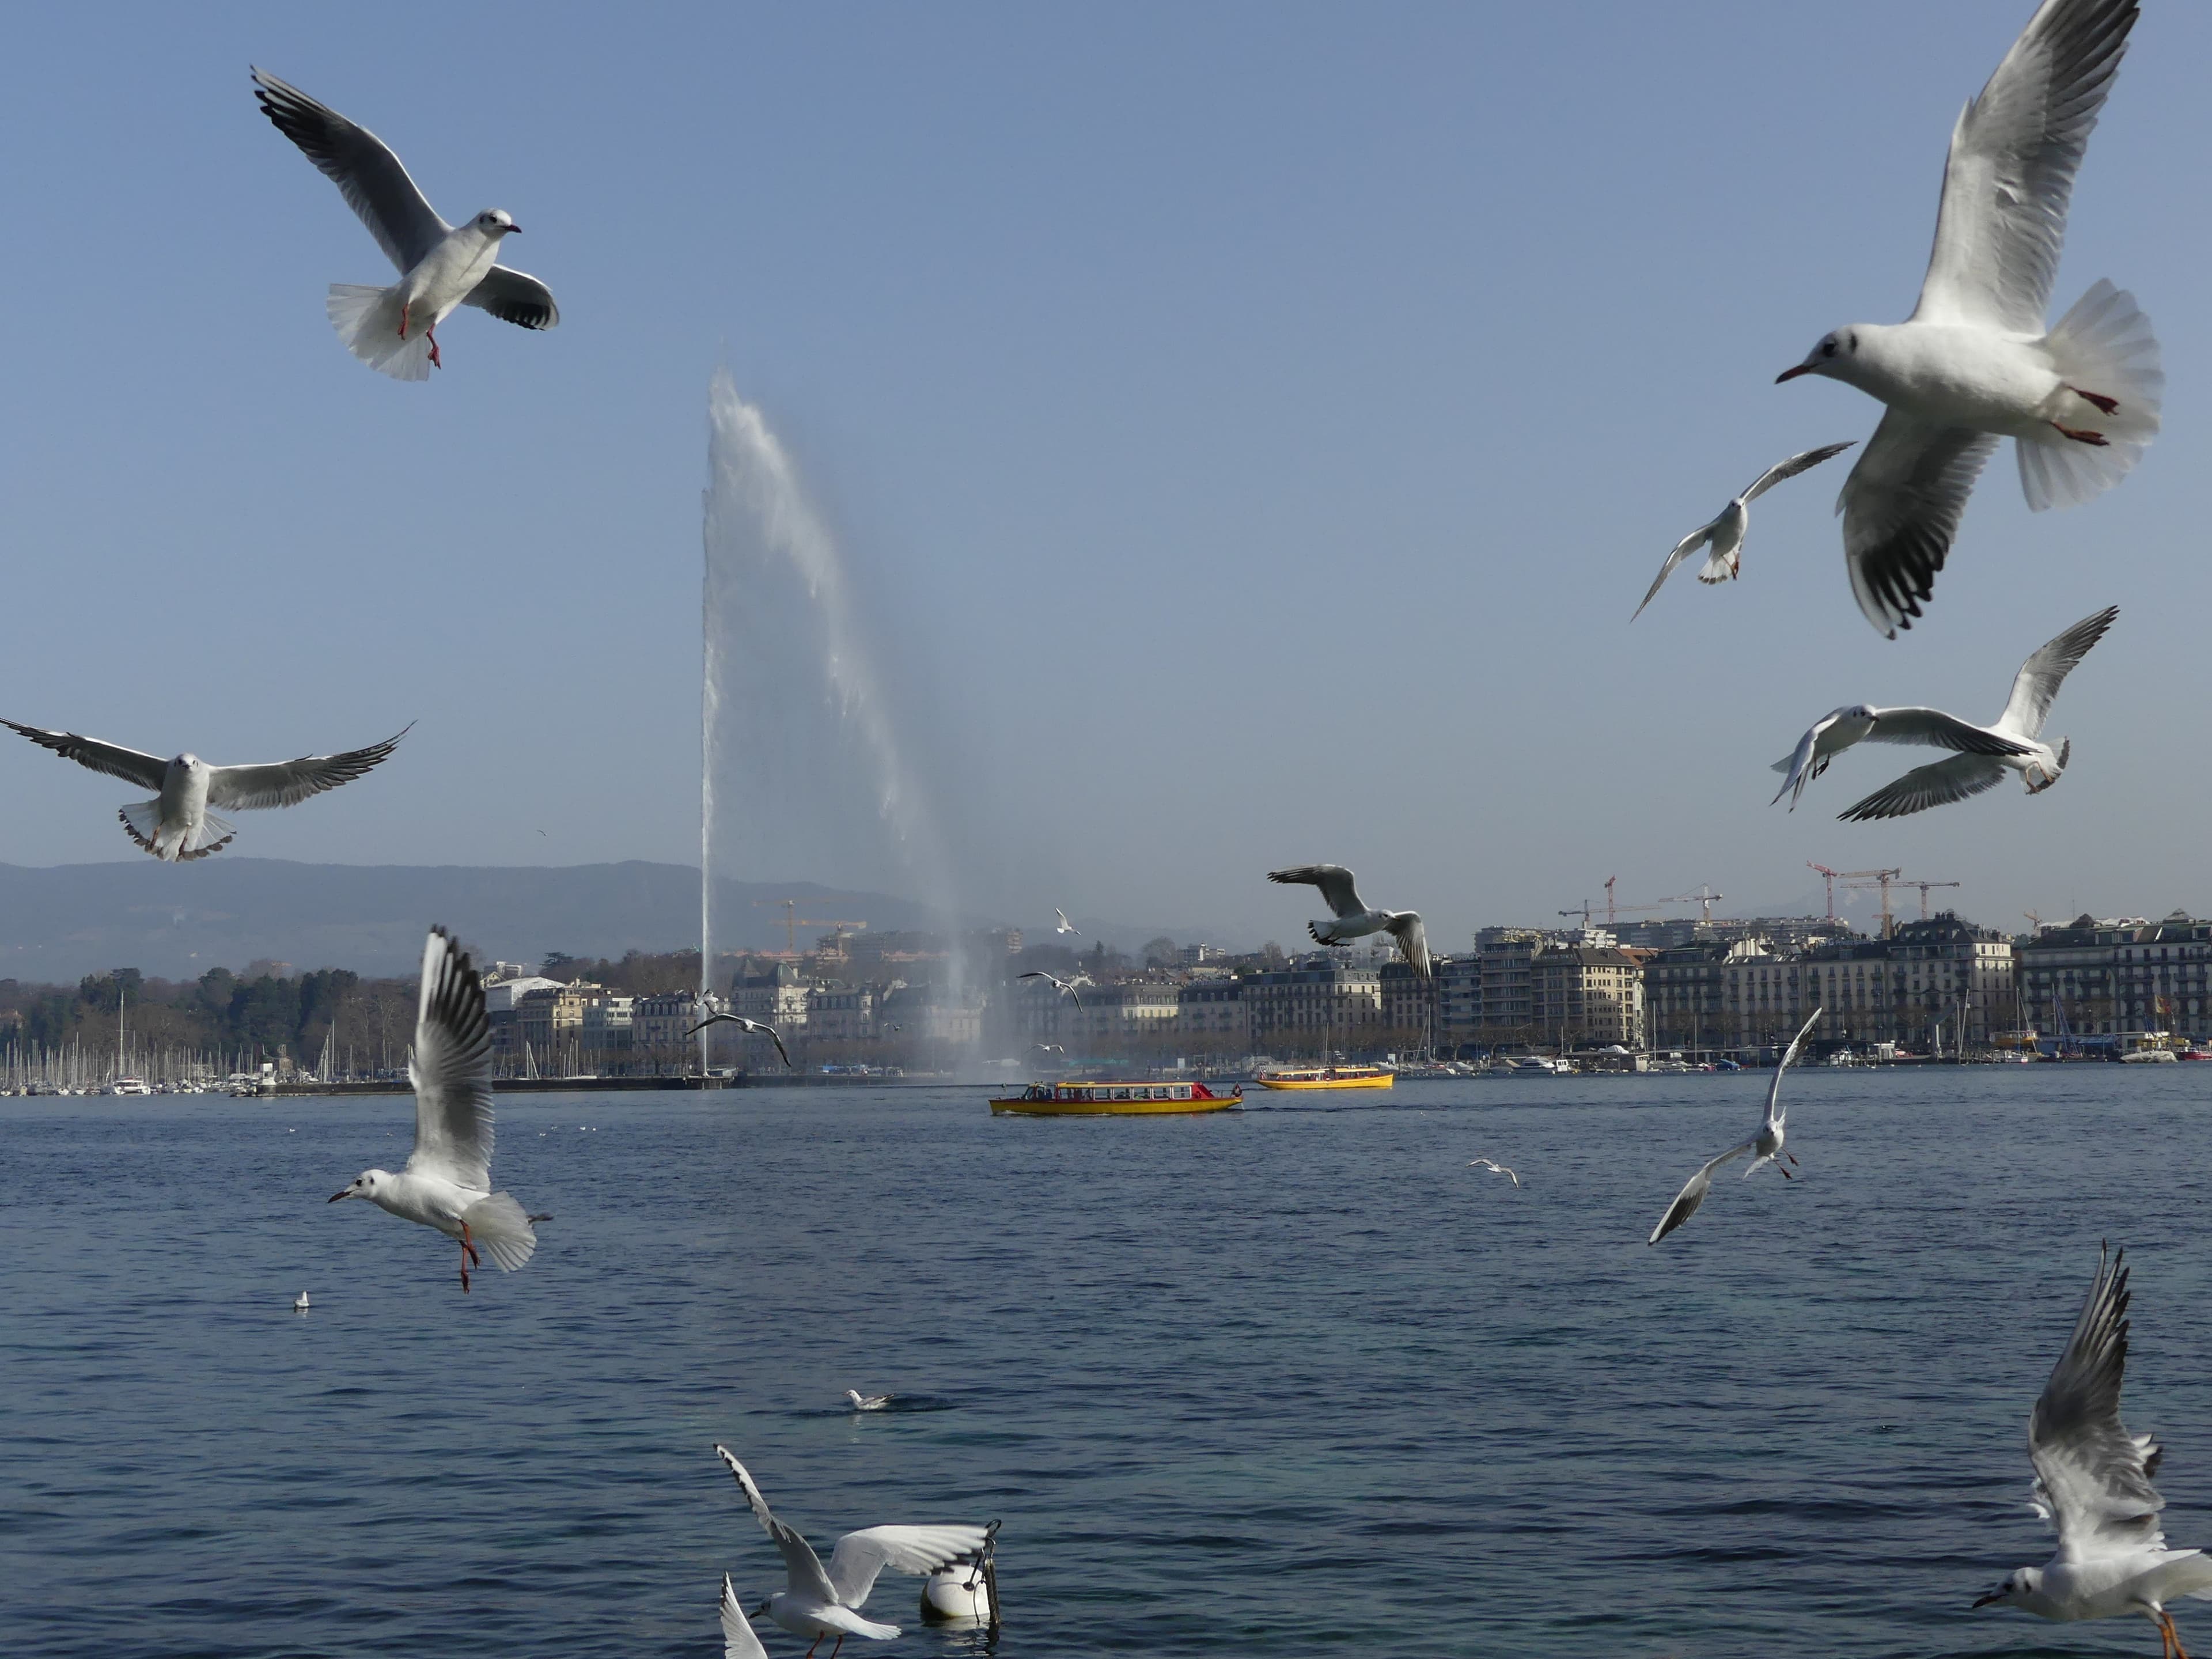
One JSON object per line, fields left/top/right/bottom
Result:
{"left": 328, "top": 1169, "right": 387, "bottom": 1203}
{"left": 472, "top": 209, "right": 521, "bottom": 237}
{"left": 172, "top": 752, "right": 203, "bottom": 773}
{"left": 1973, "top": 1567, "right": 2041, "bottom": 1609}
{"left": 1777, "top": 328, "right": 1862, "bottom": 385}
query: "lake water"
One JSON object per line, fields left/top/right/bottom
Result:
{"left": 7, "top": 1067, "right": 2212, "bottom": 1657}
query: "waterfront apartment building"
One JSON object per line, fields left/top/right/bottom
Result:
{"left": 1532, "top": 944, "right": 1645, "bottom": 1050}
{"left": 732, "top": 963, "right": 811, "bottom": 1032}
{"left": 2017, "top": 912, "right": 2212, "bottom": 1043}
{"left": 1243, "top": 956, "right": 1382, "bottom": 1057}
{"left": 1176, "top": 976, "right": 1250, "bottom": 1055}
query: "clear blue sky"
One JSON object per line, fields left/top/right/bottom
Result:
{"left": 2, "top": 2, "right": 2206, "bottom": 949}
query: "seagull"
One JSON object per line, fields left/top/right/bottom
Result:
{"left": 252, "top": 68, "right": 559, "bottom": 380}
{"left": 328, "top": 928, "right": 538, "bottom": 1293}
{"left": 1772, "top": 606, "right": 2116, "bottom": 818}
{"left": 713, "top": 1445, "right": 990, "bottom": 1658}
{"left": 1467, "top": 1157, "right": 1520, "bottom": 1188}
{"left": 1054, "top": 909, "right": 1080, "bottom": 935}
{"left": 719, "top": 1574, "right": 768, "bottom": 1659}
{"left": 2, "top": 718, "right": 408, "bottom": 862}
{"left": 1267, "top": 865, "right": 1431, "bottom": 978}
{"left": 1649, "top": 1007, "right": 1821, "bottom": 1246}
{"left": 1632, "top": 442, "right": 1856, "bottom": 619}
{"left": 291, "top": 1291, "right": 310, "bottom": 1313}
{"left": 845, "top": 1389, "right": 892, "bottom": 1412}
{"left": 1974, "top": 1246, "right": 2212, "bottom": 1657}
{"left": 1017, "top": 971, "right": 1084, "bottom": 1010}
{"left": 687, "top": 1010, "right": 792, "bottom": 1069}
{"left": 1776, "top": 0, "right": 2158, "bottom": 637}
{"left": 1031, "top": 1043, "right": 1066, "bottom": 1056}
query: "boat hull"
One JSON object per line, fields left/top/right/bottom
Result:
{"left": 990, "top": 1081, "right": 1241, "bottom": 1116}
{"left": 1255, "top": 1069, "right": 1393, "bottom": 1091}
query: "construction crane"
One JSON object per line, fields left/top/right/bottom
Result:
{"left": 1659, "top": 885, "right": 1725, "bottom": 924}
{"left": 1809, "top": 862, "right": 1904, "bottom": 930}
{"left": 1909, "top": 879, "right": 1961, "bottom": 919}
{"left": 753, "top": 899, "right": 869, "bottom": 956}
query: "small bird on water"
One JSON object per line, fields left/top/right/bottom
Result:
{"left": 327, "top": 927, "right": 539, "bottom": 1293}
{"left": 846, "top": 1389, "right": 892, "bottom": 1412}
{"left": 292, "top": 1291, "right": 310, "bottom": 1313}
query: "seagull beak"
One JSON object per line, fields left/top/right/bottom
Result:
{"left": 505, "top": 222, "right": 522, "bottom": 234}
{"left": 328, "top": 1187, "right": 351, "bottom": 1203}
{"left": 1775, "top": 363, "right": 1813, "bottom": 383}
{"left": 1971, "top": 1590, "right": 2004, "bottom": 1608}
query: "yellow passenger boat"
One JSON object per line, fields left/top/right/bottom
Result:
{"left": 989, "top": 1080, "right": 1241, "bottom": 1116}
{"left": 1253, "top": 1065, "right": 1393, "bottom": 1091}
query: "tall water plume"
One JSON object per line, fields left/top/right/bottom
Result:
{"left": 700, "top": 370, "right": 961, "bottom": 999}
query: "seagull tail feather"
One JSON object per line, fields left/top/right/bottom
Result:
{"left": 459, "top": 1192, "right": 538, "bottom": 1272}
{"left": 2021, "top": 279, "right": 2161, "bottom": 512}
{"left": 327, "top": 283, "right": 434, "bottom": 381}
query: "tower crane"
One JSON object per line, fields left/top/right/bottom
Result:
{"left": 1909, "top": 879, "right": 1962, "bottom": 920}
{"left": 753, "top": 899, "right": 869, "bottom": 956}
{"left": 1808, "top": 862, "right": 1906, "bottom": 931}
{"left": 1659, "top": 885, "right": 1725, "bottom": 924}
{"left": 1556, "top": 876, "right": 1694, "bottom": 928}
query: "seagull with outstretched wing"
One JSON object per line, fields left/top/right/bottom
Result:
{"left": 1775, "top": 0, "right": 2157, "bottom": 636}
{"left": 1267, "top": 863, "right": 1430, "bottom": 978}
{"left": 3, "top": 717, "right": 407, "bottom": 861}
{"left": 686, "top": 1010, "right": 791, "bottom": 1068}
{"left": 1974, "top": 1246, "right": 2212, "bottom": 1655}
{"left": 252, "top": 67, "right": 559, "bottom": 378}
{"left": 1018, "top": 971, "right": 1085, "bottom": 1010}
{"left": 1649, "top": 1009, "right": 1821, "bottom": 1247}
{"left": 1633, "top": 442, "right": 1855, "bottom": 619}
{"left": 713, "top": 1445, "right": 990, "bottom": 1656}
{"left": 1772, "top": 607, "right": 2116, "bottom": 819}
{"left": 328, "top": 928, "right": 539, "bottom": 1293}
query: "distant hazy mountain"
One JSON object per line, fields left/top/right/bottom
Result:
{"left": 0, "top": 860, "right": 974, "bottom": 982}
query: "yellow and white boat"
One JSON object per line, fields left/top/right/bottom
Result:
{"left": 1253, "top": 1065, "right": 1393, "bottom": 1092}
{"left": 989, "top": 1080, "right": 1241, "bottom": 1116}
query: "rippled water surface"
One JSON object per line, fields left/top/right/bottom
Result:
{"left": 8, "top": 1068, "right": 2212, "bottom": 1657}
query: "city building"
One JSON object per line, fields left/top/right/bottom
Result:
{"left": 2017, "top": 912, "right": 2212, "bottom": 1044}
{"left": 1244, "top": 956, "right": 1382, "bottom": 1058}
{"left": 1175, "top": 978, "right": 1248, "bottom": 1055}
{"left": 1532, "top": 943, "right": 1645, "bottom": 1049}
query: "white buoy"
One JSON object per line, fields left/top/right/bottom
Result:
{"left": 292, "top": 1291, "right": 310, "bottom": 1313}
{"left": 919, "top": 1522, "right": 999, "bottom": 1627}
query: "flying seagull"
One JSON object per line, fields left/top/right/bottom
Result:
{"left": 1632, "top": 442, "right": 1855, "bottom": 619}
{"left": 328, "top": 929, "right": 538, "bottom": 1293}
{"left": 1054, "top": 908, "right": 1080, "bottom": 935}
{"left": 1775, "top": 0, "right": 2157, "bottom": 637}
{"left": 713, "top": 1445, "right": 991, "bottom": 1658}
{"left": 1772, "top": 606, "right": 2116, "bottom": 818}
{"left": 1267, "top": 865, "right": 1431, "bottom": 978}
{"left": 1649, "top": 1007, "right": 1821, "bottom": 1246}
{"left": 2, "top": 718, "right": 408, "bottom": 862}
{"left": 1018, "top": 971, "right": 1084, "bottom": 1010}
{"left": 1468, "top": 1157, "right": 1521, "bottom": 1188}
{"left": 252, "top": 67, "right": 559, "bottom": 379}
{"left": 686, "top": 1010, "right": 792, "bottom": 1069}
{"left": 1974, "top": 1246, "right": 2212, "bottom": 1656}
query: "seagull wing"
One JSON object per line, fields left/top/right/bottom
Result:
{"left": 1737, "top": 440, "right": 1858, "bottom": 504}
{"left": 403, "top": 928, "right": 494, "bottom": 1190}
{"left": 714, "top": 1447, "right": 839, "bottom": 1605}
{"left": 825, "top": 1525, "right": 993, "bottom": 1609}
{"left": 250, "top": 68, "right": 449, "bottom": 272}
{"left": 1, "top": 720, "right": 168, "bottom": 790}
{"left": 1388, "top": 912, "right": 1431, "bottom": 978}
{"left": 684, "top": 1012, "right": 737, "bottom": 1037}
{"left": 2028, "top": 1245, "right": 2168, "bottom": 1562}
{"left": 1839, "top": 414, "right": 2001, "bottom": 638}
{"left": 1632, "top": 521, "right": 1716, "bottom": 622}
{"left": 753, "top": 1021, "right": 792, "bottom": 1068}
{"left": 204, "top": 725, "right": 409, "bottom": 810}
{"left": 1771, "top": 714, "right": 1841, "bottom": 809}
{"left": 1998, "top": 605, "right": 2119, "bottom": 737}
{"left": 1861, "top": 707, "right": 2037, "bottom": 756}
{"left": 1912, "top": 0, "right": 2139, "bottom": 332}
{"left": 1840, "top": 753, "right": 2012, "bottom": 822}
{"left": 464, "top": 264, "right": 561, "bottom": 331}
{"left": 1765, "top": 1007, "right": 1823, "bottom": 1127}
{"left": 1268, "top": 863, "right": 1364, "bottom": 918}
{"left": 719, "top": 1575, "right": 768, "bottom": 1659}
{"left": 1648, "top": 1143, "right": 1753, "bottom": 1245}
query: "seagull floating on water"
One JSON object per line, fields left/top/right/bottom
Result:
{"left": 1017, "top": 971, "right": 1084, "bottom": 1010}
{"left": 845, "top": 1389, "right": 892, "bottom": 1412}
{"left": 1775, "top": 0, "right": 2157, "bottom": 636}
{"left": 687, "top": 1010, "right": 792, "bottom": 1069}
{"left": 252, "top": 68, "right": 559, "bottom": 379}
{"left": 1467, "top": 1158, "right": 1520, "bottom": 1188}
{"left": 328, "top": 929, "right": 538, "bottom": 1293}
{"left": 1054, "top": 909, "right": 1079, "bottom": 936}
{"left": 1975, "top": 1246, "right": 2212, "bottom": 1657}
{"left": 291, "top": 1291, "right": 310, "bottom": 1313}
{"left": 1267, "top": 865, "right": 1430, "bottom": 977}
{"left": 1649, "top": 1008, "right": 1821, "bottom": 1246}
{"left": 1632, "top": 442, "right": 1855, "bottom": 619}
{"left": 1, "top": 718, "right": 407, "bottom": 861}
{"left": 1772, "top": 606, "right": 2115, "bottom": 819}
{"left": 714, "top": 1445, "right": 991, "bottom": 1658}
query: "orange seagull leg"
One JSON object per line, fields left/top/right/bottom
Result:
{"left": 2050, "top": 420, "right": 2110, "bottom": 446}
